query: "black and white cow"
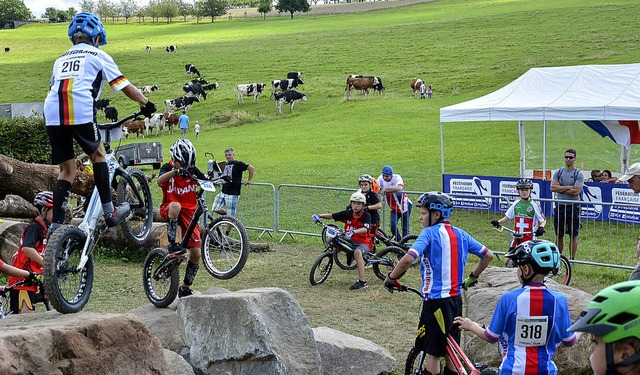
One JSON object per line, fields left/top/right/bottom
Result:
{"left": 4, "top": 47, "right": 9, "bottom": 53}
{"left": 188, "top": 78, "right": 209, "bottom": 86}
{"left": 164, "top": 96, "right": 200, "bottom": 113}
{"left": 237, "top": 83, "right": 266, "bottom": 104}
{"left": 144, "top": 113, "right": 165, "bottom": 136}
{"left": 140, "top": 85, "right": 160, "bottom": 94}
{"left": 146, "top": 45, "right": 151, "bottom": 53}
{"left": 185, "top": 64, "right": 200, "bottom": 78}
{"left": 287, "top": 71, "right": 304, "bottom": 85}
{"left": 270, "top": 79, "right": 298, "bottom": 99}
{"left": 166, "top": 45, "right": 177, "bottom": 54}
{"left": 95, "top": 98, "right": 110, "bottom": 112}
{"left": 183, "top": 81, "right": 218, "bottom": 100}
{"left": 274, "top": 90, "right": 307, "bottom": 115}
{"left": 104, "top": 106, "right": 118, "bottom": 122}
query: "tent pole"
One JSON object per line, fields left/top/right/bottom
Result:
{"left": 519, "top": 120, "right": 525, "bottom": 177}
{"left": 440, "top": 121, "right": 445, "bottom": 175}
{"left": 621, "top": 145, "right": 630, "bottom": 173}
{"left": 542, "top": 120, "right": 547, "bottom": 180}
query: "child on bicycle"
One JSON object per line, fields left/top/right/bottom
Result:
{"left": 312, "top": 192, "right": 373, "bottom": 290}
{"left": 454, "top": 239, "right": 577, "bottom": 375}
{"left": 8, "top": 191, "right": 53, "bottom": 314}
{"left": 491, "top": 179, "right": 546, "bottom": 266}
{"left": 157, "top": 139, "right": 208, "bottom": 298}
{"left": 568, "top": 280, "right": 640, "bottom": 375}
{"left": 43, "top": 12, "right": 156, "bottom": 236}
{"left": 384, "top": 192, "right": 494, "bottom": 375}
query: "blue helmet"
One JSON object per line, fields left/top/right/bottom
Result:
{"left": 506, "top": 239, "right": 560, "bottom": 274}
{"left": 68, "top": 12, "right": 107, "bottom": 47}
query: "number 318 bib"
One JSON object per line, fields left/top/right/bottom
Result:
{"left": 515, "top": 316, "right": 549, "bottom": 347}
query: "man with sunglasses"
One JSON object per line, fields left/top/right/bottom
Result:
{"left": 550, "top": 148, "right": 584, "bottom": 260}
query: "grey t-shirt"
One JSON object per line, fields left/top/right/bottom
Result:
{"left": 552, "top": 167, "right": 584, "bottom": 201}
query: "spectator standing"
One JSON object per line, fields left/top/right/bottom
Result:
{"left": 377, "top": 165, "right": 412, "bottom": 240}
{"left": 179, "top": 110, "right": 189, "bottom": 139}
{"left": 212, "top": 147, "right": 255, "bottom": 217}
{"left": 618, "top": 163, "right": 640, "bottom": 280}
{"left": 194, "top": 121, "right": 200, "bottom": 139}
{"left": 419, "top": 82, "right": 426, "bottom": 99}
{"left": 427, "top": 84, "right": 432, "bottom": 98}
{"left": 550, "top": 148, "right": 584, "bottom": 260}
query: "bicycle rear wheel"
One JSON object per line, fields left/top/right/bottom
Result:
{"left": 548, "top": 255, "right": 572, "bottom": 286}
{"left": 142, "top": 248, "right": 180, "bottom": 308}
{"left": 202, "top": 215, "right": 250, "bottom": 279}
{"left": 372, "top": 246, "right": 406, "bottom": 280}
{"left": 310, "top": 251, "right": 333, "bottom": 285}
{"left": 399, "top": 234, "right": 420, "bottom": 267}
{"left": 334, "top": 247, "right": 357, "bottom": 270}
{"left": 43, "top": 225, "right": 94, "bottom": 314}
{"left": 115, "top": 168, "right": 154, "bottom": 245}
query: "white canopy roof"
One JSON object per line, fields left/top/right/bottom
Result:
{"left": 440, "top": 63, "right": 640, "bottom": 122}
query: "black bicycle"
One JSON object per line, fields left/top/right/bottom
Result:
{"left": 142, "top": 169, "right": 250, "bottom": 308}
{"left": 0, "top": 278, "right": 50, "bottom": 318}
{"left": 310, "top": 221, "right": 405, "bottom": 285}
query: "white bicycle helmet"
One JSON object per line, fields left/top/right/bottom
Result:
{"left": 170, "top": 139, "right": 196, "bottom": 168}
{"left": 350, "top": 192, "right": 366, "bottom": 203}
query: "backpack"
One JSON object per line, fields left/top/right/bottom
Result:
{"left": 557, "top": 167, "right": 580, "bottom": 185}
{"left": 371, "top": 178, "right": 380, "bottom": 194}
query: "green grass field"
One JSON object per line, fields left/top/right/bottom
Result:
{"left": 2, "top": 1, "right": 640, "bottom": 373}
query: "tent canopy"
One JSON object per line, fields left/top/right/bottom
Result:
{"left": 440, "top": 63, "right": 640, "bottom": 122}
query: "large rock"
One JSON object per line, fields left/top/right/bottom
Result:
{"left": 462, "top": 267, "right": 593, "bottom": 375}
{"left": 164, "top": 348, "right": 195, "bottom": 375}
{"left": 0, "top": 312, "right": 170, "bottom": 375}
{"left": 129, "top": 300, "right": 185, "bottom": 352}
{"left": 177, "top": 287, "right": 323, "bottom": 375}
{"left": 313, "top": 326, "right": 396, "bottom": 375}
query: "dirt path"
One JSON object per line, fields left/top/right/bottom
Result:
{"left": 227, "top": 0, "right": 435, "bottom": 18}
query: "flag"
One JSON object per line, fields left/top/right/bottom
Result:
{"left": 583, "top": 120, "right": 640, "bottom": 148}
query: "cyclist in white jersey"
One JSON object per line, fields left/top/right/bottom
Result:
{"left": 43, "top": 12, "right": 156, "bottom": 234}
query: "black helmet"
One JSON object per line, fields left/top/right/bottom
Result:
{"left": 505, "top": 239, "right": 560, "bottom": 275}
{"left": 169, "top": 139, "right": 196, "bottom": 168}
{"left": 516, "top": 178, "right": 534, "bottom": 190}
{"left": 416, "top": 192, "right": 453, "bottom": 218}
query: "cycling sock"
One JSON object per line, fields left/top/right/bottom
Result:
{"left": 167, "top": 218, "right": 178, "bottom": 243}
{"left": 52, "top": 179, "right": 71, "bottom": 224}
{"left": 184, "top": 261, "right": 199, "bottom": 286}
{"left": 93, "top": 162, "right": 112, "bottom": 212}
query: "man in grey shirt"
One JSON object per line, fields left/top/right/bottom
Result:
{"left": 551, "top": 148, "right": 584, "bottom": 260}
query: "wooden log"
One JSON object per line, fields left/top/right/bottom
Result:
{"left": 0, "top": 219, "right": 29, "bottom": 263}
{"left": 0, "top": 195, "right": 37, "bottom": 218}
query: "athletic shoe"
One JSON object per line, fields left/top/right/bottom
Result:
{"left": 168, "top": 243, "right": 183, "bottom": 254}
{"left": 349, "top": 280, "right": 368, "bottom": 290}
{"left": 104, "top": 203, "right": 131, "bottom": 227}
{"left": 178, "top": 286, "right": 194, "bottom": 298}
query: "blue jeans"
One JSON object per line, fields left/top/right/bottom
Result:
{"left": 389, "top": 202, "right": 412, "bottom": 240}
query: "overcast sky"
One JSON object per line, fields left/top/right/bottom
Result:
{"left": 24, "top": 1, "right": 151, "bottom": 19}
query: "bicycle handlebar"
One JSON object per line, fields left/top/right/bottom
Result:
{"left": 493, "top": 225, "right": 534, "bottom": 239}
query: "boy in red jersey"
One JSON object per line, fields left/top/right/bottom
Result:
{"left": 313, "top": 192, "right": 372, "bottom": 290}
{"left": 157, "top": 139, "right": 207, "bottom": 298}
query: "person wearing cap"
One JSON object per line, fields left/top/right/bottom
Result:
{"left": 618, "top": 162, "right": 640, "bottom": 280}
{"left": 179, "top": 110, "right": 190, "bottom": 139}
{"left": 377, "top": 165, "right": 412, "bottom": 240}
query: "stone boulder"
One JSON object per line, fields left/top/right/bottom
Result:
{"left": 130, "top": 299, "right": 185, "bottom": 352}
{"left": 313, "top": 326, "right": 396, "bottom": 375}
{"left": 0, "top": 312, "right": 170, "bottom": 375}
{"left": 177, "top": 287, "right": 323, "bottom": 375}
{"left": 164, "top": 348, "right": 196, "bottom": 375}
{"left": 461, "top": 267, "right": 593, "bottom": 375}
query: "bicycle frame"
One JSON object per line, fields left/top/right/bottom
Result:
{"left": 176, "top": 178, "right": 218, "bottom": 250}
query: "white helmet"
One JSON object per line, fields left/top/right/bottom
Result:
{"left": 350, "top": 192, "right": 366, "bottom": 204}
{"left": 170, "top": 139, "right": 196, "bottom": 168}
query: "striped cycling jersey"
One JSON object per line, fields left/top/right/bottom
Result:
{"left": 505, "top": 199, "right": 545, "bottom": 247}
{"left": 44, "top": 43, "right": 130, "bottom": 125}
{"left": 484, "top": 282, "right": 577, "bottom": 375}
{"left": 377, "top": 174, "right": 411, "bottom": 214}
{"left": 408, "top": 222, "right": 489, "bottom": 300}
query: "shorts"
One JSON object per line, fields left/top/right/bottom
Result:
{"left": 554, "top": 203, "right": 581, "bottom": 237}
{"left": 47, "top": 123, "right": 101, "bottom": 165}
{"left": 415, "top": 295, "right": 463, "bottom": 357}
{"left": 212, "top": 193, "right": 239, "bottom": 217}
{"left": 180, "top": 128, "right": 187, "bottom": 136}
{"left": 9, "top": 289, "right": 38, "bottom": 314}
{"left": 160, "top": 204, "right": 201, "bottom": 249}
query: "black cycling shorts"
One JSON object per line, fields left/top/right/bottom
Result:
{"left": 415, "top": 295, "right": 463, "bottom": 357}
{"left": 47, "top": 123, "right": 101, "bottom": 165}
{"left": 553, "top": 203, "right": 581, "bottom": 237}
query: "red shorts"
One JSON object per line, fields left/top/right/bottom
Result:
{"left": 160, "top": 205, "right": 201, "bottom": 249}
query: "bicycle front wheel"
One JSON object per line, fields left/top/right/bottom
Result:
{"left": 142, "top": 248, "right": 180, "bottom": 308}
{"left": 310, "top": 251, "right": 333, "bottom": 285}
{"left": 405, "top": 347, "right": 427, "bottom": 375}
{"left": 321, "top": 224, "right": 340, "bottom": 248}
{"left": 372, "top": 246, "right": 406, "bottom": 280}
{"left": 548, "top": 255, "right": 572, "bottom": 286}
{"left": 202, "top": 215, "right": 250, "bottom": 279}
{"left": 43, "top": 225, "right": 94, "bottom": 314}
{"left": 115, "top": 168, "right": 154, "bottom": 245}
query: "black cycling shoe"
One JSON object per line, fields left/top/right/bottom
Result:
{"left": 178, "top": 286, "right": 194, "bottom": 298}
{"left": 104, "top": 203, "right": 131, "bottom": 227}
{"left": 167, "top": 243, "right": 183, "bottom": 254}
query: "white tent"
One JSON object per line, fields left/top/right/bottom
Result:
{"left": 439, "top": 63, "right": 640, "bottom": 177}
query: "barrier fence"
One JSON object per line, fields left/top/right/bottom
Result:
{"left": 212, "top": 184, "right": 639, "bottom": 271}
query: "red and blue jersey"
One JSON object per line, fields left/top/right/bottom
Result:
{"left": 484, "top": 282, "right": 576, "bottom": 375}
{"left": 408, "top": 221, "right": 489, "bottom": 300}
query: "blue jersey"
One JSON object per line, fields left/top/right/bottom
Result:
{"left": 408, "top": 222, "right": 489, "bottom": 300}
{"left": 484, "top": 282, "right": 576, "bottom": 375}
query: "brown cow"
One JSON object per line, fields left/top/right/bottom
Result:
{"left": 164, "top": 112, "right": 178, "bottom": 134}
{"left": 411, "top": 78, "right": 425, "bottom": 97}
{"left": 345, "top": 75, "right": 384, "bottom": 99}
{"left": 123, "top": 119, "right": 145, "bottom": 139}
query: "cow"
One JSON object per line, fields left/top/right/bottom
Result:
{"left": 164, "top": 112, "right": 179, "bottom": 134}
{"left": 188, "top": 78, "right": 209, "bottom": 86}
{"left": 237, "top": 83, "right": 266, "bottom": 104}
{"left": 287, "top": 71, "right": 304, "bottom": 85}
{"left": 122, "top": 127, "right": 129, "bottom": 139}
{"left": 164, "top": 96, "right": 200, "bottom": 113}
{"left": 140, "top": 85, "right": 159, "bottom": 94}
{"left": 274, "top": 90, "right": 307, "bottom": 115}
{"left": 95, "top": 98, "right": 110, "bottom": 112}
{"left": 4, "top": 47, "right": 9, "bottom": 52}
{"left": 123, "top": 119, "right": 145, "bottom": 138}
{"left": 345, "top": 75, "right": 385, "bottom": 98}
{"left": 411, "top": 78, "right": 424, "bottom": 97}
{"left": 166, "top": 45, "right": 177, "bottom": 54}
{"left": 185, "top": 64, "right": 201, "bottom": 78}
{"left": 145, "top": 45, "right": 151, "bottom": 53}
{"left": 104, "top": 106, "right": 118, "bottom": 122}
{"left": 270, "top": 79, "right": 298, "bottom": 99}
{"left": 183, "top": 81, "right": 218, "bottom": 100}
{"left": 144, "top": 113, "right": 165, "bottom": 136}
